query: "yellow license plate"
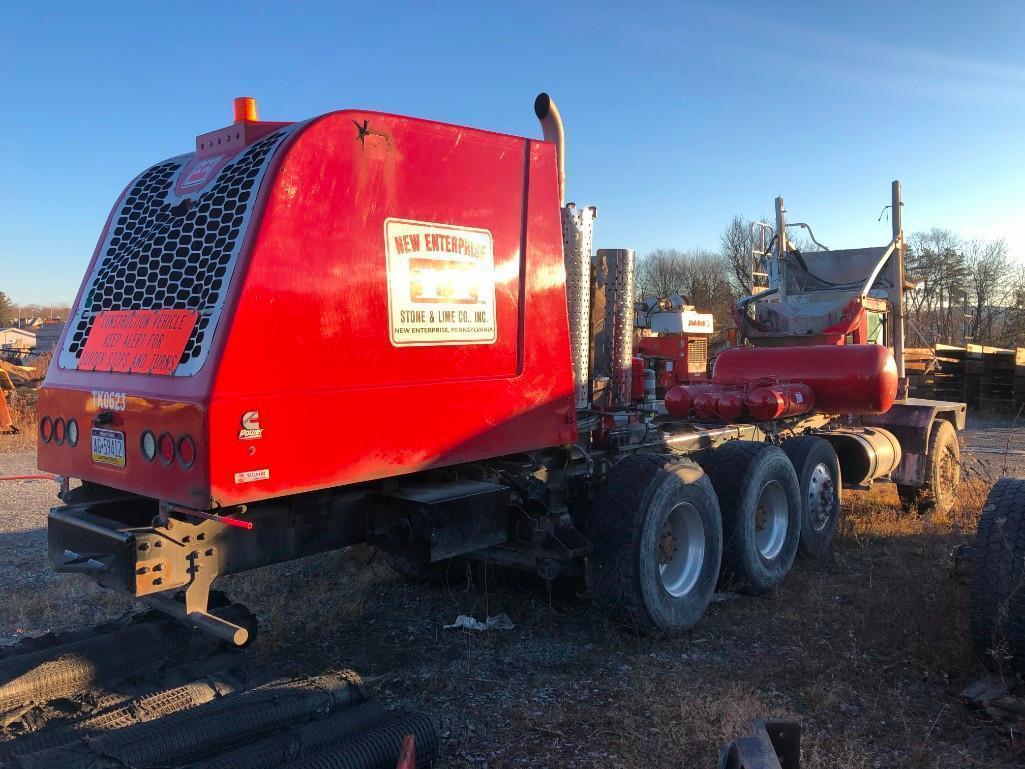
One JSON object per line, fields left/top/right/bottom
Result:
{"left": 91, "top": 428, "right": 126, "bottom": 467}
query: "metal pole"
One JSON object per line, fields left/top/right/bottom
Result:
{"left": 890, "top": 180, "right": 907, "bottom": 396}
{"left": 774, "top": 197, "right": 787, "bottom": 297}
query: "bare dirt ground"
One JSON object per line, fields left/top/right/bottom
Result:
{"left": 1, "top": 418, "right": 1024, "bottom": 767}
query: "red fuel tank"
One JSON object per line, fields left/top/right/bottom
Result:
{"left": 713, "top": 344, "right": 897, "bottom": 415}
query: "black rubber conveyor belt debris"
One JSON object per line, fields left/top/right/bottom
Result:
{"left": 1, "top": 675, "right": 240, "bottom": 762}
{"left": 0, "top": 623, "right": 169, "bottom": 713}
{"left": 15, "top": 671, "right": 364, "bottom": 769}
{"left": 278, "top": 711, "right": 439, "bottom": 769}
{"left": 191, "top": 700, "right": 390, "bottom": 769}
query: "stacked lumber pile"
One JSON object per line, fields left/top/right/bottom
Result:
{"left": 906, "top": 348, "right": 940, "bottom": 399}
{"left": 907, "top": 344, "right": 1025, "bottom": 414}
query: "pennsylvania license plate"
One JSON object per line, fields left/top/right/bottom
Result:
{"left": 91, "top": 429, "right": 126, "bottom": 468}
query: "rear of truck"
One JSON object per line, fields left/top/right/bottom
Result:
{"left": 38, "top": 116, "right": 296, "bottom": 511}
{"left": 36, "top": 98, "right": 576, "bottom": 643}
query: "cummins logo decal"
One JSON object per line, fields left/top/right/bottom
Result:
{"left": 238, "top": 411, "right": 263, "bottom": 440}
{"left": 384, "top": 218, "right": 497, "bottom": 346}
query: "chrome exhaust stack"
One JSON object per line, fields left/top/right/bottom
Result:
{"left": 536, "top": 93, "right": 597, "bottom": 411}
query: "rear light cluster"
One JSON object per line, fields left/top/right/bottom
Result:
{"left": 140, "top": 430, "right": 196, "bottom": 469}
{"left": 39, "top": 416, "right": 79, "bottom": 447}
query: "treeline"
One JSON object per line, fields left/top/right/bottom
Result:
{"left": 636, "top": 219, "right": 1021, "bottom": 348}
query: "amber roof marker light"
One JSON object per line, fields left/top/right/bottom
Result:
{"left": 233, "top": 96, "right": 258, "bottom": 123}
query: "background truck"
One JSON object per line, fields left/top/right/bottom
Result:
{"left": 37, "top": 94, "right": 966, "bottom": 644}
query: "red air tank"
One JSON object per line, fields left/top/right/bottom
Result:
{"left": 713, "top": 344, "right": 897, "bottom": 415}
{"left": 665, "top": 384, "right": 715, "bottom": 417}
{"left": 715, "top": 392, "right": 746, "bottom": 421}
{"left": 692, "top": 392, "right": 718, "bottom": 420}
{"left": 745, "top": 383, "right": 815, "bottom": 421}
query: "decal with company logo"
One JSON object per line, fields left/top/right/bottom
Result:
{"left": 384, "top": 219, "right": 497, "bottom": 346}
{"left": 234, "top": 468, "right": 270, "bottom": 484}
{"left": 238, "top": 411, "right": 263, "bottom": 440}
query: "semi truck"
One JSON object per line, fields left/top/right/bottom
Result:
{"left": 36, "top": 94, "right": 966, "bottom": 645}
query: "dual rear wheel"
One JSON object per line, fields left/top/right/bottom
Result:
{"left": 587, "top": 438, "right": 843, "bottom": 632}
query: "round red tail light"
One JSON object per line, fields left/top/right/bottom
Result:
{"left": 53, "top": 418, "right": 66, "bottom": 445}
{"left": 177, "top": 435, "right": 196, "bottom": 469}
{"left": 157, "top": 432, "right": 175, "bottom": 465}
{"left": 140, "top": 430, "right": 156, "bottom": 462}
{"left": 39, "top": 417, "right": 53, "bottom": 443}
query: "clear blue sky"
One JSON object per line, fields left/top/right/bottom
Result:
{"left": 3, "top": 1, "right": 1024, "bottom": 305}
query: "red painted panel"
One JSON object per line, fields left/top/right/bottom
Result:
{"left": 209, "top": 112, "right": 575, "bottom": 505}
{"left": 37, "top": 387, "right": 209, "bottom": 509}
{"left": 39, "top": 108, "right": 576, "bottom": 508}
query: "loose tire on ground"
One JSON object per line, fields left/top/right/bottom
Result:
{"left": 702, "top": 441, "right": 801, "bottom": 595}
{"left": 970, "top": 478, "right": 1025, "bottom": 675}
{"left": 782, "top": 436, "right": 842, "bottom": 559}
{"left": 897, "top": 419, "right": 960, "bottom": 516}
{"left": 586, "top": 454, "right": 723, "bottom": 633}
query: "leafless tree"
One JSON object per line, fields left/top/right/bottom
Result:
{"left": 964, "top": 237, "right": 1011, "bottom": 343}
{"left": 904, "top": 228, "right": 969, "bottom": 344}
{"left": 636, "top": 248, "right": 737, "bottom": 329}
{"left": 637, "top": 249, "right": 688, "bottom": 302}
{"left": 720, "top": 216, "right": 755, "bottom": 295}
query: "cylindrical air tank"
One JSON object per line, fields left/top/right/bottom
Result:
{"left": 713, "top": 344, "right": 898, "bottom": 415}
{"left": 745, "top": 383, "right": 815, "bottom": 421}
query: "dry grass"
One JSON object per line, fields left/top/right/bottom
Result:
{"left": 208, "top": 475, "right": 1021, "bottom": 768}
{"left": 0, "top": 576, "right": 133, "bottom": 641}
{"left": 1, "top": 390, "right": 38, "bottom": 453}
{"left": 0, "top": 426, "right": 1016, "bottom": 765}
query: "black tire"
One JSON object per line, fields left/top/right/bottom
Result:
{"left": 897, "top": 420, "right": 960, "bottom": 516}
{"left": 380, "top": 551, "right": 466, "bottom": 587}
{"left": 782, "top": 437, "right": 842, "bottom": 559}
{"left": 586, "top": 454, "right": 723, "bottom": 633}
{"left": 702, "top": 441, "right": 801, "bottom": 595}
{"left": 970, "top": 478, "right": 1025, "bottom": 675}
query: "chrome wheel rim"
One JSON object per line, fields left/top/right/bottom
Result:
{"left": 754, "top": 480, "right": 787, "bottom": 560}
{"left": 807, "top": 462, "right": 836, "bottom": 532}
{"left": 658, "top": 502, "right": 706, "bottom": 598}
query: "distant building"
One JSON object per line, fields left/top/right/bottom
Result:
{"left": 0, "top": 328, "right": 36, "bottom": 350}
{"left": 34, "top": 320, "right": 66, "bottom": 353}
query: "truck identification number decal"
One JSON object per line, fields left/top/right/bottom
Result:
{"left": 384, "top": 219, "right": 497, "bottom": 346}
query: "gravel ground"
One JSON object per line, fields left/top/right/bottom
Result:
{"left": 960, "top": 415, "right": 1025, "bottom": 478}
{"left": 1, "top": 419, "right": 1024, "bottom": 766}
{"left": 0, "top": 453, "right": 59, "bottom": 592}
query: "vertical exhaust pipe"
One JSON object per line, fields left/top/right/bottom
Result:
{"left": 534, "top": 92, "right": 566, "bottom": 205}
{"left": 537, "top": 92, "right": 594, "bottom": 411}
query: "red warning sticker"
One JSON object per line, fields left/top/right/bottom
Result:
{"left": 79, "top": 310, "right": 198, "bottom": 375}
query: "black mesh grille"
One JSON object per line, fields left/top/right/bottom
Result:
{"left": 62, "top": 127, "right": 291, "bottom": 375}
